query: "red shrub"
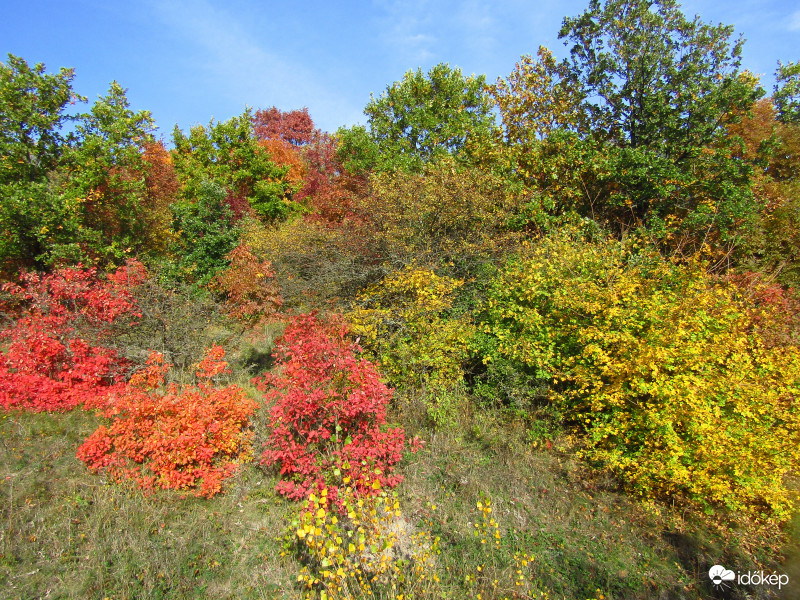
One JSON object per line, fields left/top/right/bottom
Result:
{"left": 254, "top": 313, "right": 418, "bottom": 501}
{"left": 77, "top": 346, "right": 258, "bottom": 498}
{"left": 0, "top": 261, "right": 145, "bottom": 412}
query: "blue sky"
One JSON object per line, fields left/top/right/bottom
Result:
{"left": 2, "top": 0, "right": 798, "bottom": 138}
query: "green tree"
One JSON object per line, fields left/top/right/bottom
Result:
{"left": 0, "top": 53, "right": 82, "bottom": 185}
{"left": 172, "top": 111, "right": 295, "bottom": 221}
{"left": 58, "top": 82, "right": 157, "bottom": 262}
{"left": 559, "top": 0, "right": 756, "bottom": 155}
{"left": 168, "top": 181, "right": 241, "bottom": 286}
{"left": 774, "top": 60, "right": 800, "bottom": 124}
{"left": 338, "top": 63, "right": 496, "bottom": 173}
{"left": 0, "top": 54, "right": 84, "bottom": 273}
{"left": 555, "top": 0, "right": 762, "bottom": 244}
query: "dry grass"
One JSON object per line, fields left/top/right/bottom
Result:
{"left": 0, "top": 382, "right": 794, "bottom": 599}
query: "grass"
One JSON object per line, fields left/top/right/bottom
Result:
{"left": 0, "top": 391, "right": 794, "bottom": 599}
{"left": 399, "top": 410, "right": 795, "bottom": 600}
{"left": 0, "top": 408, "right": 295, "bottom": 599}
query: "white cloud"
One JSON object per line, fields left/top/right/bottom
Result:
{"left": 790, "top": 9, "right": 800, "bottom": 31}
{"left": 145, "top": 0, "right": 350, "bottom": 130}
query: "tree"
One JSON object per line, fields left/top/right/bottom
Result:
{"left": 491, "top": 47, "right": 583, "bottom": 145}
{"left": 0, "top": 53, "right": 82, "bottom": 185}
{"left": 172, "top": 111, "right": 296, "bottom": 221}
{"left": 168, "top": 181, "right": 241, "bottom": 285}
{"left": 59, "top": 82, "right": 157, "bottom": 262}
{"left": 0, "top": 54, "right": 84, "bottom": 273}
{"left": 489, "top": 47, "right": 588, "bottom": 204}
{"left": 252, "top": 106, "right": 315, "bottom": 146}
{"left": 774, "top": 61, "right": 800, "bottom": 124}
{"left": 554, "top": 0, "right": 762, "bottom": 243}
{"left": 559, "top": 0, "right": 758, "bottom": 156}
{"left": 338, "top": 63, "right": 497, "bottom": 173}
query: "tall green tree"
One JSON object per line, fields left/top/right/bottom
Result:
{"left": 554, "top": 0, "right": 762, "bottom": 243}
{"left": 774, "top": 60, "right": 800, "bottom": 124}
{"left": 0, "top": 53, "right": 82, "bottom": 185}
{"left": 337, "top": 63, "right": 496, "bottom": 173}
{"left": 559, "top": 0, "right": 756, "bottom": 156}
{"left": 0, "top": 54, "right": 85, "bottom": 272}
{"left": 59, "top": 81, "right": 157, "bottom": 262}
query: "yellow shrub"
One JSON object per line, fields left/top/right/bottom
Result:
{"left": 480, "top": 229, "right": 800, "bottom": 524}
{"left": 347, "top": 266, "right": 473, "bottom": 392}
{"left": 283, "top": 481, "right": 439, "bottom": 599}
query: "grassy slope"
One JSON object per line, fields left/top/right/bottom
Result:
{"left": 0, "top": 397, "right": 794, "bottom": 600}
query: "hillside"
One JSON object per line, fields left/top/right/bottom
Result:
{"left": 1, "top": 0, "right": 800, "bottom": 598}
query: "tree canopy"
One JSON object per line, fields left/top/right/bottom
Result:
{"left": 337, "top": 63, "right": 496, "bottom": 173}
{"left": 0, "top": 53, "right": 81, "bottom": 185}
{"left": 559, "top": 0, "right": 758, "bottom": 157}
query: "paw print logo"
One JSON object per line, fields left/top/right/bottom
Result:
{"left": 709, "top": 564, "right": 735, "bottom": 590}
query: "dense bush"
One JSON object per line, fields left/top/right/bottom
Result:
{"left": 77, "top": 345, "right": 257, "bottom": 498}
{"left": 241, "top": 217, "right": 376, "bottom": 311}
{"left": 478, "top": 228, "right": 800, "bottom": 523}
{"left": 346, "top": 266, "right": 474, "bottom": 428}
{"left": 347, "top": 267, "right": 471, "bottom": 390}
{"left": 0, "top": 261, "right": 145, "bottom": 411}
{"left": 358, "top": 156, "right": 519, "bottom": 269}
{"left": 254, "top": 313, "right": 418, "bottom": 500}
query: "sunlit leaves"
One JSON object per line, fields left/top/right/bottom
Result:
{"left": 340, "top": 63, "right": 496, "bottom": 173}
{"left": 479, "top": 229, "right": 800, "bottom": 523}
{"left": 775, "top": 61, "right": 800, "bottom": 124}
{"left": 347, "top": 266, "right": 473, "bottom": 394}
{"left": 77, "top": 346, "right": 257, "bottom": 498}
{"left": 254, "top": 313, "right": 411, "bottom": 500}
{"left": 0, "top": 261, "right": 145, "bottom": 412}
{"left": 491, "top": 47, "right": 583, "bottom": 146}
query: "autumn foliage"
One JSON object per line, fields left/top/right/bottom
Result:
{"left": 347, "top": 266, "right": 473, "bottom": 392}
{"left": 253, "top": 106, "right": 315, "bottom": 147}
{"left": 210, "top": 243, "right": 283, "bottom": 322}
{"left": 254, "top": 313, "right": 417, "bottom": 500}
{"left": 77, "top": 346, "right": 258, "bottom": 498}
{"left": 478, "top": 229, "right": 800, "bottom": 522}
{"left": 0, "top": 260, "right": 146, "bottom": 412}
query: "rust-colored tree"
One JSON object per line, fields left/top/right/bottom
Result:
{"left": 140, "top": 140, "right": 179, "bottom": 254}
{"left": 253, "top": 107, "right": 314, "bottom": 147}
{"left": 210, "top": 243, "right": 283, "bottom": 322}
{"left": 254, "top": 106, "right": 366, "bottom": 226}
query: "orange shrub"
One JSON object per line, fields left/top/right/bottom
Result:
{"left": 77, "top": 345, "right": 258, "bottom": 498}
